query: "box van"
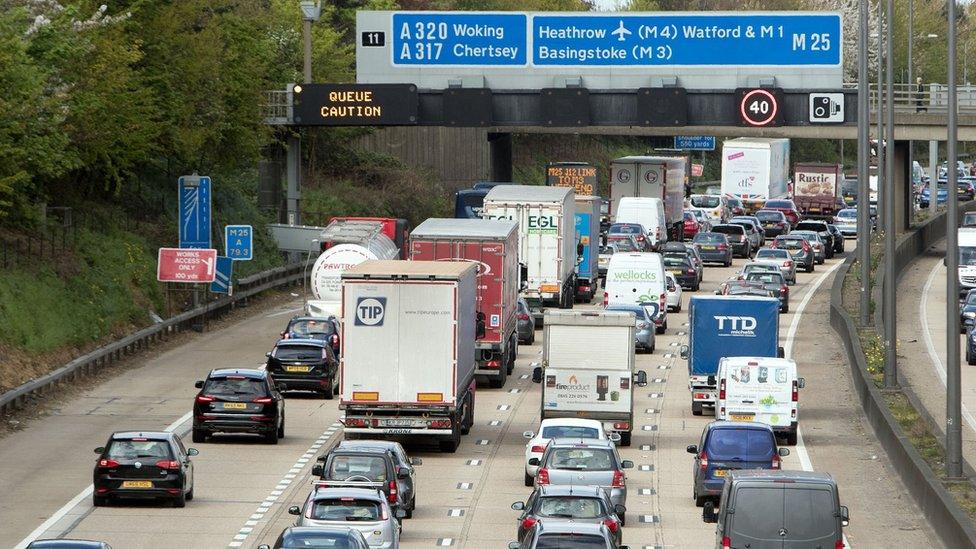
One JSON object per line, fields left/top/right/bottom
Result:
{"left": 703, "top": 470, "right": 849, "bottom": 549}
{"left": 716, "top": 357, "right": 802, "bottom": 445}
{"left": 615, "top": 197, "right": 668, "bottom": 250}
{"left": 957, "top": 228, "right": 976, "bottom": 295}
{"left": 604, "top": 252, "right": 668, "bottom": 334}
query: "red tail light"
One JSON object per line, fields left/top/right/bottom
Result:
{"left": 603, "top": 292, "right": 609, "bottom": 307}
{"left": 518, "top": 313, "right": 530, "bottom": 321}
{"left": 836, "top": 540, "right": 845, "bottom": 549}
{"left": 722, "top": 535, "right": 731, "bottom": 549}
{"left": 330, "top": 334, "right": 339, "bottom": 349}
{"left": 687, "top": 269, "right": 695, "bottom": 275}
{"left": 530, "top": 445, "right": 546, "bottom": 453}
{"left": 537, "top": 468, "right": 550, "bottom": 485}
{"left": 253, "top": 397, "right": 273, "bottom": 404}
{"left": 719, "top": 378, "right": 726, "bottom": 400}
{"left": 718, "top": 244, "right": 728, "bottom": 250}
{"left": 522, "top": 517, "right": 538, "bottom": 530}
{"left": 655, "top": 227, "right": 661, "bottom": 240}
{"left": 156, "top": 460, "right": 181, "bottom": 470}
{"left": 196, "top": 395, "right": 214, "bottom": 403}
{"left": 780, "top": 286, "right": 788, "bottom": 294}
{"left": 659, "top": 293, "right": 666, "bottom": 313}
{"left": 771, "top": 451, "right": 782, "bottom": 469}
{"left": 98, "top": 459, "right": 120, "bottom": 468}
{"left": 343, "top": 418, "right": 368, "bottom": 428}
{"left": 611, "top": 469, "right": 626, "bottom": 488}
{"left": 698, "top": 451, "right": 709, "bottom": 472}
{"left": 792, "top": 380, "right": 799, "bottom": 402}
{"left": 602, "top": 518, "right": 620, "bottom": 533}
{"left": 388, "top": 480, "right": 397, "bottom": 504}
{"left": 784, "top": 260, "right": 793, "bottom": 267}
{"left": 801, "top": 241, "right": 811, "bottom": 252}
{"left": 613, "top": 421, "right": 630, "bottom": 430}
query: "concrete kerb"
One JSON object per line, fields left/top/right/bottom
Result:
{"left": 833, "top": 255, "right": 976, "bottom": 548}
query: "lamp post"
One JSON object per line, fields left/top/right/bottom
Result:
{"left": 858, "top": 0, "right": 871, "bottom": 327}
{"left": 300, "top": 1, "right": 321, "bottom": 84}
{"left": 883, "top": 0, "right": 897, "bottom": 389}
{"left": 946, "top": 0, "right": 963, "bottom": 481}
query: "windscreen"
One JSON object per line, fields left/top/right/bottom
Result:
{"left": 706, "top": 429, "right": 775, "bottom": 460}
{"left": 777, "top": 239, "right": 805, "bottom": 250}
{"left": 836, "top": 210, "right": 856, "bottom": 219}
{"left": 795, "top": 222, "right": 825, "bottom": 232}
{"left": 274, "top": 345, "right": 324, "bottom": 360}
{"left": 106, "top": 439, "right": 172, "bottom": 460}
{"left": 203, "top": 377, "right": 267, "bottom": 397}
{"left": 547, "top": 448, "right": 614, "bottom": 471}
{"left": 960, "top": 246, "right": 976, "bottom": 267}
{"left": 288, "top": 320, "right": 336, "bottom": 337}
{"left": 693, "top": 233, "right": 725, "bottom": 243}
{"left": 310, "top": 498, "right": 382, "bottom": 521}
{"left": 744, "top": 265, "right": 779, "bottom": 277}
{"left": 663, "top": 256, "right": 690, "bottom": 268}
{"left": 536, "top": 534, "right": 607, "bottom": 548}
{"left": 327, "top": 455, "right": 388, "bottom": 482}
{"left": 541, "top": 426, "right": 600, "bottom": 439}
{"left": 691, "top": 196, "right": 720, "bottom": 208}
{"left": 609, "top": 224, "right": 643, "bottom": 235}
{"left": 537, "top": 496, "right": 606, "bottom": 519}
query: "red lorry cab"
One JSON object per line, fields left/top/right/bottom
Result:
{"left": 329, "top": 217, "right": 410, "bottom": 259}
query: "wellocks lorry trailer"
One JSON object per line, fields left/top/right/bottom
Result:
{"left": 533, "top": 311, "right": 647, "bottom": 446}
{"left": 609, "top": 156, "right": 687, "bottom": 241}
{"left": 574, "top": 195, "right": 602, "bottom": 303}
{"left": 339, "top": 260, "right": 477, "bottom": 453}
{"left": 720, "top": 138, "right": 790, "bottom": 213}
{"left": 409, "top": 218, "right": 520, "bottom": 389}
{"left": 483, "top": 185, "right": 577, "bottom": 317}
{"left": 680, "top": 295, "right": 781, "bottom": 416}
{"left": 793, "top": 163, "right": 844, "bottom": 219}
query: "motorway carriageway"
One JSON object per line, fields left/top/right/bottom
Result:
{"left": 3, "top": 242, "right": 940, "bottom": 548}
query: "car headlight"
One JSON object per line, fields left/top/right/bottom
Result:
{"left": 965, "top": 312, "right": 976, "bottom": 318}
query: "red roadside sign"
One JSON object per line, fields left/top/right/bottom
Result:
{"left": 692, "top": 163, "right": 704, "bottom": 177}
{"left": 157, "top": 248, "right": 217, "bottom": 283}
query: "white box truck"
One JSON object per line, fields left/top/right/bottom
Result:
{"left": 483, "top": 185, "right": 577, "bottom": 317}
{"left": 531, "top": 311, "right": 648, "bottom": 446}
{"left": 339, "top": 260, "right": 477, "bottom": 452}
{"left": 720, "top": 138, "right": 790, "bottom": 213}
{"left": 609, "top": 156, "right": 687, "bottom": 241}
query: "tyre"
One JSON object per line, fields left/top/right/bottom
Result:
{"left": 724, "top": 259, "right": 732, "bottom": 268}
{"left": 459, "top": 392, "right": 474, "bottom": 435}
{"left": 692, "top": 401, "right": 703, "bottom": 416}
{"left": 173, "top": 491, "right": 186, "bottom": 508}
{"left": 528, "top": 331, "right": 535, "bottom": 345}
{"left": 806, "top": 264, "right": 814, "bottom": 273}
{"left": 656, "top": 323, "right": 666, "bottom": 335}
{"left": 969, "top": 352, "right": 976, "bottom": 366}
{"left": 782, "top": 305, "right": 789, "bottom": 314}
{"left": 278, "top": 415, "right": 285, "bottom": 439}
{"left": 489, "top": 363, "right": 507, "bottom": 389}
{"left": 785, "top": 430, "right": 798, "bottom": 446}
{"left": 675, "top": 302, "right": 682, "bottom": 313}
{"left": 324, "top": 377, "right": 335, "bottom": 400}
{"left": 619, "top": 431, "right": 632, "bottom": 447}
{"left": 439, "top": 430, "right": 460, "bottom": 453}
{"left": 405, "top": 497, "right": 415, "bottom": 519}
{"left": 93, "top": 494, "right": 109, "bottom": 507}
{"left": 186, "top": 485, "right": 194, "bottom": 501}
{"left": 695, "top": 493, "right": 708, "bottom": 508}
{"left": 692, "top": 281, "right": 700, "bottom": 292}
{"left": 192, "top": 428, "right": 206, "bottom": 444}
{"left": 619, "top": 513, "right": 626, "bottom": 527}
{"left": 525, "top": 471, "right": 534, "bottom": 487}
{"left": 264, "top": 428, "right": 279, "bottom": 445}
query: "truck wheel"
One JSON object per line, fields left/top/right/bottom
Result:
{"left": 619, "top": 432, "right": 632, "bottom": 447}
{"left": 524, "top": 471, "right": 534, "bottom": 487}
{"left": 460, "top": 392, "right": 474, "bottom": 435}
{"left": 507, "top": 339, "right": 516, "bottom": 374}
{"left": 489, "top": 362, "right": 507, "bottom": 389}
{"left": 784, "top": 430, "right": 798, "bottom": 446}
{"left": 439, "top": 430, "right": 460, "bottom": 453}
{"left": 692, "top": 402, "right": 703, "bottom": 416}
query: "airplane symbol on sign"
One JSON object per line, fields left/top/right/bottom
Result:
{"left": 612, "top": 20, "right": 631, "bottom": 42}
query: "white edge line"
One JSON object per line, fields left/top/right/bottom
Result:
{"left": 13, "top": 411, "right": 193, "bottom": 549}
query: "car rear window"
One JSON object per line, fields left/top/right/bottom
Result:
{"left": 693, "top": 233, "right": 725, "bottom": 243}
{"left": 755, "top": 210, "right": 784, "bottom": 222}
{"left": 541, "top": 426, "right": 601, "bottom": 439}
{"left": 204, "top": 376, "right": 267, "bottom": 396}
{"left": 310, "top": 498, "right": 382, "bottom": 521}
{"left": 664, "top": 256, "right": 690, "bottom": 267}
{"left": 548, "top": 448, "right": 614, "bottom": 471}
{"left": 756, "top": 249, "right": 788, "bottom": 259}
{"left": 778, "top": 239, "right": 805, "bottom": 250}
{"left": 280, "top": 531, "right": 350, "bottom": 547}
{"left": 609, "top": 224, "right": 642, "bottom": 234}
{"left": 713, "top": 225, "right": 744, "bottom": 235}
{"left": 537, "top": 496, "right": 606, "bottom": 519}
{"left": 691, "top": 196, "right": 720, "bottom": 208}
{"left": 837, "top": 210, "right": 857, "bottom": 218}
{"left": 536, "top": 534, "right": 607, "bottom": 548}
{"left": 607, "top": 236, "right": 639, "bottom": 252}
{"left": 795, "top": 222, "right": 826, "bottom": 232}
{"left": 606, "top": 305, "right": 647, "bottom": 321}
{"left": 106, "top": 439, "right": 173, "bottom": 460}
{"left": 274, "top": 345, "right": 324, "bottom": 360}
{"left": 730, "top": 487, "right": 784, "bottom": 540}
{"left": 784, "top": 488, "right": 838, "bottom": 540}
{"left": 765, "top": 200, "right": 794, "bottom": 209}
{"left": 706, "top": 428, "right": 775, "bottom": 460}
{"left": 684, "top": 211, "right": 696, "bottom": 220}
{"left": 746, "top": 273, "right": 784, "bottom": 285}
{"left": 288, "top": 320, "right": 336, "bottom": 337}
{"left": 328, "top": 455, "right": 389, "bottom": 482}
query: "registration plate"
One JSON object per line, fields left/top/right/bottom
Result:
{"left": 713, "top": 469, "right": 728, "bottom": 477}
{"left": 222, "top": 402, "right": 247, "bottom": 410}
{"left": 383, "top": 419, "right": 415, "bottom": 427}
{"left": 285, "top": 365, "right": 311, "bottom": 373}
{"left": 730, "top": 413, "right": 755, "bottom": 421}
{"left": 121, "top": 480, "right": 153, "bottom": 488}
{"left": 667, "top": 270, "right": 681, "bottom": 275}
{"left": 701, "top": 245, "right": 716, "bottom": 250}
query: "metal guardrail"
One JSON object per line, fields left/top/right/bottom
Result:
{"left": 0, "top": 262, "right": 305, "bottom": 416}
{"left": 844, "top": 82, "right": 976, "bottom": 114}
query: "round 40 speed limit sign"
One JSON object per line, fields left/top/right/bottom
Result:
{"left": 738, "top": 88, "right": 784, "bottom": 127}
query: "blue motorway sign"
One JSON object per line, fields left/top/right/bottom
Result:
{"left": 674, "top": 135, "right": 716, "bottom": 151}
{"left": 225, "top": 224, "right": 253, "bottom": 261}
{"left": 210, "top": 256, "right": 233, "bottom": 295}
{"left": 392, "top": 12, "right": 527, "bottom": 65}
{"left": 532, "top": 14, "right": 841, "bottom": 66}
{"left": 178, "top": 175, "right": 212, "bottom": 249}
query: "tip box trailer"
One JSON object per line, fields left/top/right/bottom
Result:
{"left": 409, "top": 218, "right": 520, "bottom": 389}
{"left": 339, "top": 260, "right": 477, "bottom": 453}
{"left": 483, "top": 185, "right": 578, "bottom": 319}
{"left": 680, "top": 295, "right": 782, "bottom": 416}
{"left": 574, "top": 195, "right": 602, "bottom": 303}
{"left": 531, "top": 310, "right": 648, "bottom": 446}
{"left": 792, "top": 163, "right": 844, "bottom": 219}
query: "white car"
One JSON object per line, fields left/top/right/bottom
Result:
{"left": 522, "top": 418, "right": 616, "bottom": 486}
{"left": 665, "top": 272, "right": 683, "bottom": 312}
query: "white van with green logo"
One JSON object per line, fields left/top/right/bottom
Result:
{"left": 603, "top": 252, "right": 668, "bottom": 333}
{"left": 716, "top": 356, "right": 803, "bottom": 445}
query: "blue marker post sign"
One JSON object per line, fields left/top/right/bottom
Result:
{"left": 178, "top": 175, "right": 212, "bottom": 249}
{"left": 210, "top": 256, "right": 233, "bottom": 295}
{"left": 532, "top": 13, "right": 841, "bottom": 66}
{"left": 225, "top": 224, "right": 253, "bottom": 261}
{"left": 392, "top": 12, "right": 527, "bottom": 65}
{"left": 674, "top": 136, "right": 716, "bottom": 151}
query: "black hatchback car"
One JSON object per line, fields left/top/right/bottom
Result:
{"left": 92, "top": 431, "right": 197, "bottom": 507}
{"left": 192, "top": 368, "right": 285, "bottom": 444}
{"left": 312, "top": 443, "right": 417, "bottom": 518}
{"left": 281, "top": 316, "right": 340, "bottom": 356}
{"left": 265, "top": 338, "right": 338, "bottom": 399}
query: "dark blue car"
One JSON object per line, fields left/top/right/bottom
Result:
{"left": 686, "top": 421, "right": 789, "bottom": 506}
{"left": 962, "top": 289, "right": 976, "bottom": 333}
{"left": 967, "top": 327, "right": 976, "bottom": 366}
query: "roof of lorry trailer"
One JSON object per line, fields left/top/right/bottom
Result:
{"left": 342, "top": 260, "right": 476, "bottom": 279}
{"left": 411, "top": 218, "right": 517, "bottom": 239}
{"left": 484, "top": 185, "right": 572, "bottom": 202}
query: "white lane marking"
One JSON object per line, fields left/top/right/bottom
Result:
{"left": 919, "top": 260, "right": 976, "bottom": 434}
{"left": 13, "top": 411, "right": 194, "bottom": 549}
{"left": 782, "top": 259, "right": 848, "bottom": 547}
{"left": 265, "top": 307, "right": 304, "bottom": 318}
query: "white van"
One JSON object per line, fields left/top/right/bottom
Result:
{"left": 957, "top": 228, "right": 976, "bottom": 295}
{"left": 603, "top": 252, "right": 668, "bottom": 333}
{"left": 689, "top": 194, "right": 728, "bottom": 223}
{"left": 615, "top": 197, "right": 668, "bottom": 250}
{"left": 716, "top": 357, "right": 803, "bottom": 445}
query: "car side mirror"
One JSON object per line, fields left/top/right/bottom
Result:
{"left": 187, "top": 448, "right": 199, "bottom": 457}
{"left": 609, "top": 432, "right": 621, "bottom": 443}
{"left": 311, "top": 463, "right": 324, "bottom": 477}
{"left": 532, "top": 366, "right": 543, "bottom": 384}
{"left": 258, "top": 545, "right": 271, "bottom": 549}
{"left": 94, "top": 447, "right": 105, "bottom": 454}
{"left": 398, "top": 470, "right": 410, "bottom": 479}
{"left": 395, "top": 509, "right": 407, "bottom": 519}
{"left": 410, "top": 457, "right": 423, "bottom": 466}
{"left": 703, "top": 501, "right": 718, "bottom": 523}
{"left": 523, "top": 431, "right": 534, "bottom": 439}
{"left": 288, "top": 506, "right": 301, "bottom": 515}
{"left": 840, "top": 505, "right": 850, "bottom": 526}
{"left": 620, "top": 460, "right": 634, "bottom": 469}
{"left": 778, "top": 447, "right": 790, "bottom": 457}
{"left": 528, "top": 458, "right": 540, "bottom": 466}
{"left": 509, "top": 543, "right": 521, "bottom": 549}
{"left": 634, "top": 370, "right": 648, "bottom": 387}
{"left": 679, "top": 345, "right": 689, "bottom": 360}
{"left": 511, "top": 501, "right": 525, "bottom": 510}
{"left": 194, "top": 380, "right": 204, "bottom": 389}
{"left": 614, "top": 504, "right": 626, "bottom": 516}
{"left": 686, "top": 444, "right": 698, "bottom": 454}
{"left": 798, "top": 377, "right": 805, "bottom": 389}
{"left": 707, "top": 375, "right": 715, "bottom": 386}
{"left": 777, "top": 346, "right": 785, "bottom": 358}
{"left": 265, "top": 352, "right": 271, "bottom": 358}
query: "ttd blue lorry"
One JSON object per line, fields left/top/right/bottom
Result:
{"left": 680, "top": 295, "right": 782, "bottom": 415}
{"left": 574, "top": 195, "right": 601, "bottom": 303}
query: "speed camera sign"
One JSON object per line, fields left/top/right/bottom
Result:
{"left": 737, "top": 88, "right": 784, "bottom": 127}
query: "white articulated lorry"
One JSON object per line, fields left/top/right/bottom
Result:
{"left": 339, "top": 260, "right": 477, "bottom": 453}
{"left": 482, "top": 185, "right": 577, "bottom": 319}
{"left": 609, "top": 156, "right": 688, "bottom": 241}
{"left": 720, "top": 138, "right": 790, "bottom": 213}
{"left": 531, "top": 310, "right": 648, "bottom": 446}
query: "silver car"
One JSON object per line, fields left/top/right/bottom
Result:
{"left": 791, "top": 231, "right": 827, "bottom": 264}
{"left": 754, "top": 248, "right": 797, "bottom": 284}
{"left": 731, "top": 216, "right": 765, "bottom": 247}
{"left": 290, "top": 486, "right": 403, "bottom": 548}
{"left": 833, "top": 208, "right": 858, "bottom": 237}
{"left": 530, "top": 438, "right": 634, "bottom": 511}
{"left": 605, "top": 303, "right": 655, "bottom": 353}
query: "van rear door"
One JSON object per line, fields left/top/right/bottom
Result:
{"left": 728, "top": 485, "right": 785, "bottom": 549}
{"left": 724, "top": 363, "right": 792, "bottom": 428}
{"left": 782, "top": 487, "right": 839, "bottom": 548}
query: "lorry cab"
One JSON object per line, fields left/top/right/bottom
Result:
{"left": 956, "top": 228, "right": 976, "bottom": 296}
{"left": 690, "top": 194, "right": 728, "bottom": 223}
{"left": 615, "top": 197, "right": 668, "bottom": 250}
{"left": 603, "top": 252, "right": 667, "bottom": 334}
{"left": 716, "top": 357, "right": 802, "bottom": 445}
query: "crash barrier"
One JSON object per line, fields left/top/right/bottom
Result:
{"left": 832, "top": 206, "right": 976, "bottom": 548}
{"left": 0, "top": 262, "right": 305, "bottom": 416}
